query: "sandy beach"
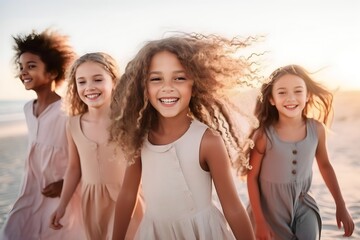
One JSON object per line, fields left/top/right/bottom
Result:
{"left": 0, "top": 91, "right": 359, "bottom": 239}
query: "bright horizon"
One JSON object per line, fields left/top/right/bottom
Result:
{"left": 1, "top": 0, "right": 359, "bottom": 100}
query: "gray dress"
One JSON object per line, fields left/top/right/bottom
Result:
{"left": 249, "top": 118, "right": 322, "bottom": 240}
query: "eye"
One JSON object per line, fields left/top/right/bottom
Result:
{"left": 76, "top": 80, "right": 85, "bottom": 85}
{"left": 95, "top": 78, "right": 103, "bottom": 82}
{"left": 149, "top": 77, "right": 161, "bottom": 82}
{"left": 175, "top": 76, "right": 186, "bottom": 81}
{"left": 28, "top": 64, "right": 36, "bottom": 69}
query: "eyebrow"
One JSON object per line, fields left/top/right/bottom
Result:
{"left": 149, "top": 70, "right": 185, "bottom": 74}
{"left": 76, "top": 74, "right": 104, "bottom": 80}
{"left": 275, "top": 86, "right": 305, "bottom": 91}
{"left": 19, "top": 60, "right": 37, "bottom": 66}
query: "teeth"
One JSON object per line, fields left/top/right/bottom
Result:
{"left": 23, "top": 79, "right": 32, "bottom": 83}
{"left": 160, "top": 98, "right": 178, "bottom": 104}
{"left": 86, "top": 93, "right": 100, "bottom": 99}
{"left": 285, "top": 105, "right": 296, "bottom": 109}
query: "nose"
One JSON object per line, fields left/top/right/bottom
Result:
{"left": 86, "top": 82, "right": 96, "bottom": 91}
{"left": 19, "top": 70, "right": 28, "bottom": 81}
{"left": 20, "top": 68, "right": 28, "bottom": 77}
{"left": 161, "top": 79, "right": 174, "bottom": 92}
{"left": 287, "top": 93, "right": 296, "bottom": 101}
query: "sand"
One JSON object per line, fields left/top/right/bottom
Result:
{"left": 0, "top": 91, "right": 359, "bottom": 239}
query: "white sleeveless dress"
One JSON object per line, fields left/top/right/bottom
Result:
{"left": 135, "top": 120, "right": 235, "bottom": 240}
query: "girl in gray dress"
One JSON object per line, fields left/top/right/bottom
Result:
{"left": 246, "top": 65, "right": 354, "bottom": 240}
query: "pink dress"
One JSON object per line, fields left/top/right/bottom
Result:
{"left": 68, "top": 114, "right": 142, "bottom": 240}
{"left": 0, "top": 100, "right": 85, "bottom": 240}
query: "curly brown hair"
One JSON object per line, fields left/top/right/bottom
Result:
{"left": 12, "top": 28, "right": 76, "bottom": 88}
{"left": 65, "top": 52, "right": 121, "bottom": 116}
{"left": 109, "top": 33, "right": 263, "bottom": 174}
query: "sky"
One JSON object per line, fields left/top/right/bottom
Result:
{"left": 0, "top": 0, "right": 359, "bottom": 100}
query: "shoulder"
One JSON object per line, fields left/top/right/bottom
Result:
{"left": 66, "top": 114, "right": 81, "bottom": 129}
{"left": 306, "top": 118, "right": 327, "bottom": 146}
{"left": 200, "top": 128, "right": 226, "bottom": 157}
{"left": 252, "top": 128, "right": 267, "bottom": 145}
{"left": 308, "top": 118, "right": 326, "bottom": 136}
{"left": 251, "top": 128, "right": 267, "bottom": 154}
{"left": 23, "top": 99, "right": 35, "bottom": 112}
{"left": 200, "top": 128, "right": 228, "bottom": 170}
{"left": 191, "top": 120, "right": 208, "bottom": 132}
{"left": 202, "top": 128, "right": 223, "bottom": 145}
{"left": 68, "top": 114, "right": 80, "bottom": 122}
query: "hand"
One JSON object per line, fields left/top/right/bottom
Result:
{"left": 336, "top": 205, "right": 354, "bottom": 237}
{"left": 255, "top": 221, "right": 274, "bottom": 240}
{"left": 49, "top": 205, "right": 66, "bottom": 230}
{"left": 42, "top": 179, "right": 63, "bottom": 198}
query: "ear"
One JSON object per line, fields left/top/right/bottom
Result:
{"left": 48, "top": 71, "right": 58, "bottom": 80}
{"left": 306, "top": 93, "right": 310, "bottom": 102}
{"left": 269, "top": 96, "right": 275, "bottom": 106}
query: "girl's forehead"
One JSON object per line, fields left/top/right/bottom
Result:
{"left": 273, "top": 74, "right": 306, "bottom": 87}
{"left": 19, "top": 52, "right": 42, "bottom": 63}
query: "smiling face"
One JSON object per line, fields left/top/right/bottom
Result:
{"left": 18, "top": 52, "right": 54, "bottom": 91}
{"left": 75, "top": 61, "right": 114, "bottom": 109}
{"left": 270, "top": 74, "right": 309, "bottom": 120}
{"left": 146, "top": 51, "right": 194, "bottom": 119}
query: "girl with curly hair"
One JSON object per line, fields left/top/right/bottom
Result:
{"left": 110, "top": 33, "right": 262, "bottom": 240}
{"left": 0, "top": 29, "right": 85, "bottom": 240}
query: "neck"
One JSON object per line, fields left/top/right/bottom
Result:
{"left": 35, "top": 90, "right": 59, "bottom": 105}
{"left": 86, "top": 105, "right": 111, "bottom": 121}
{"left": 156, "top": 115, "right": 192, "bottom": 133}
{"left": 149, "top": 114, "right": 192, "bottom": 145}
{"left": 276, "top": 115, "right": 305, "bottom": 128}
{"left": 33, "top": 90, "right": 60, "bottom": 117}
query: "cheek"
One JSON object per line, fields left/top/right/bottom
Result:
{"left": 75, "top": 85, "right": 84, "bottom": 95}
{"left": 146, "top": 86, "right": 157, "bottom": 98}
{"left": 105, "top": 83, "right": 114, "bottom": 93}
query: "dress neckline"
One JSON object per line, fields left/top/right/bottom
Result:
{"left": 31, "top": 99, "right": 60, "bottom": 119}
{"left": 144, "top": 120, "right": 197, "bottom": 152}
{"left": 269, "top": 119, "right": 309, "bottom": 144}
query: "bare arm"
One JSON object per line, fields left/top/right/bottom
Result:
{"left": 315, "top": 122, "right": 354, "bottom": 237}
{"left": 42, "top": 179, "right": 64, "bottom": 198}
{"left": 50, "top": 121, "right": 82, "bottom": 229}
{"left": 112, "top": 157, "right": 142, "bottom": 240}
{"left": 246, "top": 129, "right": 274, "bottom": 240}
{"left": 201, "top": 129, "right": 255, "bottom": 240}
